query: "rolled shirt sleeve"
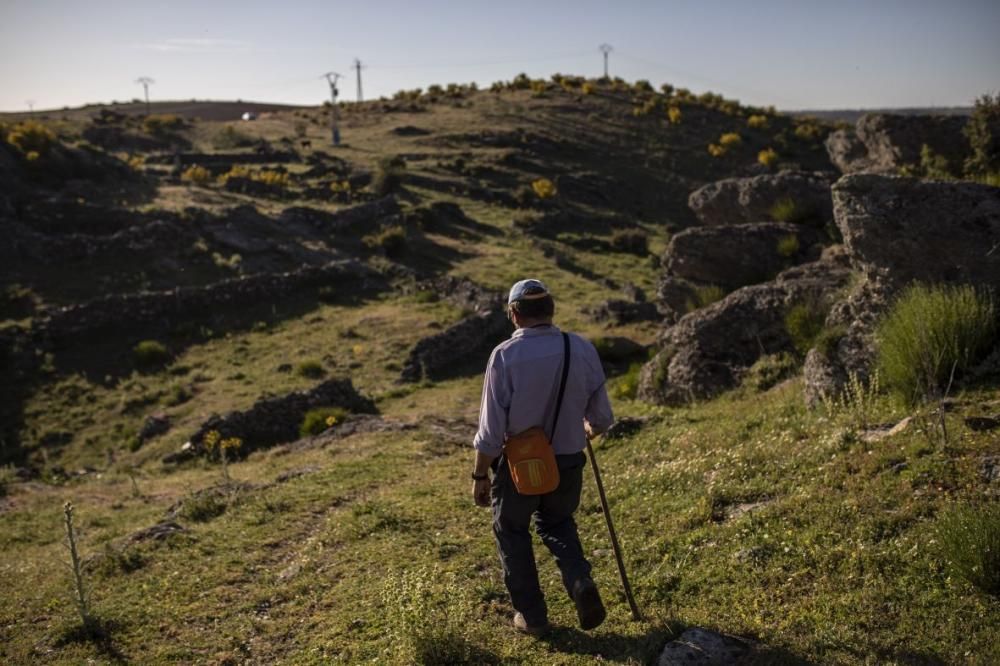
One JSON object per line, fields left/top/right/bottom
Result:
{"left": 472, "top": 349, "right": 508, "bottom": 457}
{"left": 585, "top": 381, "right": 614, "bottom": 435}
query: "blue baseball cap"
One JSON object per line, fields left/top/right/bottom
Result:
{"left": 508, "top": 278, "right": 550, "bottom": 305}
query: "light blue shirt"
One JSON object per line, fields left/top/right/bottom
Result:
{"left": 473, "top": 325, "right": 614, "bottom": 458}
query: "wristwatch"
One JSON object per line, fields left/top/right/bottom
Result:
{"left": 472, "top": 472, "right": 489, "bottom": 481}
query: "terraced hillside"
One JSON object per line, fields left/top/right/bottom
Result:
{"left": 1, "top": 78, "right": 998, "bottom": 664}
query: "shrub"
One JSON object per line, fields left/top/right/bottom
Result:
{"left": 917, "top": 144, "right": 955, "bottom": 179}
{"left": 707, "top": 143, "right": 726, "bottom": 158}
{"left": 877, "top": 284, "right": 997, "bottom": 404}
{"left": 213, "top": 125, "right": 254, "bottom": 149}
{"left": 813, "top": 324, "right": 847, "bottom": 359}
{"left": 300, "top": 406, "right": 349, "bottom": 438}
{"left": 793, "top": 121, "right": 824, "bottom": 141}
{"left": 581, "top": 82, "right": 596, "bottom": 95}
{"left": 667, "top": 106, "right": 682, "bottom": 124}
{"left": 937, "top": 502, "right": 1000, "bottom": 596}
{"left": 743, "top": 352, "right": 798, "bottom": 391}
{"left": 179, "top": 490, "right": 228, "bottom": 522}
{"left": 0, "top": 465, "right": 16, "bottom": 497}
{"left": 611, "top": 362, "right": 643, "bottom": 400}
{"left": 769, "top": 197, "right": 814, "bottom": 225}
{"left": 963, "top": 93, "right": 1000, "bottom": 177}
{"left": 784, "top": 301, "right": 827, "bottom": 355}
{"left": 758, "top": 147, "right": 779, "bottom": 167}
{"left": 211, "top": 252, "right": 242, "bottom": 271}
{"left": 373, "top": 155, "right": 406, "bottom": 195}
{"left": 531, "top": 178, "right": 557, "bottom": 199}
{"left": 5, "top": 120, "right": 56, "bottom": 156}
{"left": 660, "top": 83, "right": 675, "bottom": 96}
{"left": 133, "top": 340, "right": 169, "bottom": 368}
{"left": 254, "top": 169, "right": 290, "bottom": 188}
{"left": 719, "top": 132, "right": 742, "bottom": 148}
{"left": 609, "top": 228, "right": 648, "bottom": 254}
{"left": 142, "top": 114, "right": 184, "bottom": 134}
{"left": 181, "top": 165, "right": 212, "bottom": 185}
{"left": 295, "top": 360, "right": 325, "bottom": 379}
{"left": 686, "top": 284, "right": 727, "bottom": 312}
{"left": 822, "top": 371, "right": 881, "bottom": 430}
{"left": 747, "top": 114, "right": 769, "bottom": 129}
{"left": 362, "top": 225, "right": 407, "bottom": 258}
{"left": 776, "top": 234, "right": 800, "bottom": 258}
{"left": 530, "top": 80, "right": 547, "bottom": 96}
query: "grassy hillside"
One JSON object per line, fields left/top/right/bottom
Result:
{"left": 1, "top": 76, "right": 998, "bottom": 664}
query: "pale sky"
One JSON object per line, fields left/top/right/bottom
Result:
{"left": 1, "top": 0, "right": 998, "bottom": 113}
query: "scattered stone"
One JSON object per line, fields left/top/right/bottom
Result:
{"left": 275, "top": 466, "right": 321, "bottom": 483}
{"left": 602, "top": 417, "right": 649, "bottom": 441}
{"left": 861, "top": 416, "right": 913, "bottom": 443}
{"left": 586, "top": 299, "right": 659, "bottom": 325}
{"left": 687, "top": 170, "right": 836, "bottom": 227}
{"left": 139, "top": 413, "right": 170, "bottom": 442}
{"left": 981, "top": 457, "right": 1000, "bottom": 484}
{"left": 965, "top": 416, "right": 1000, "bottom": 432}
{"left": 127, "top": 520, "right": 187, "bottom": 543}
{"left": 657, "top": 627, "right": 751, "bottom": 666}
{"left": 162, "top": 441, "right": 196, "bottom": 465}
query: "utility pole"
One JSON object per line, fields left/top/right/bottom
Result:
{"left": 135, "top": 77, "right": 154, "bottom": 115}
{"left": 353, "top": 58, "right": 364, "bottom": 103}
{"left": 26, "top": 100, "right": 35, "bottom": 117}
{"left": 599, "top": 44, "right": 613, "bottom": 79}
{"left": 322, "top": 72, "right": 342, "bottom": 146}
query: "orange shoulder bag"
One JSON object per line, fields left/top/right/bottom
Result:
{"left": 503, "top": 333, "right": 570, "bottom": 495}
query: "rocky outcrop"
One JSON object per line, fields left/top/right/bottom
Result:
{"left": 185, "top": 378, "right": 377, "bottom": 458}
{"left": 639, "top": 249, "right": 852, "bottom": 405}
{"left": 687, "top": 170, "right": 836, "bottom": 227}
{"left": 826, "top": 113, "right": 969, "bottom": 175}
{"left": 803, "top": 175, "right": 1000, "bottom": 404}
{"left": 663, "top": 222, "right": 825, "bottom": 290}
{"left": 400, "top": 310, "right": 511, "bottom": 383}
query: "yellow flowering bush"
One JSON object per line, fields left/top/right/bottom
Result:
{"left": 747, "top": 114, "right": 769, "bottom": 129}
{"left": 181, "top": 165, "right": 212, "bottom": 185}
{"left": 667, "top": 106, "right": 682, "bottom": 124}
{"left": 531, "top": 178, "right": 557, "bottom": 199}
{"left": 758, "top": 147, "right": 779, "bottom": 167}
{"left": 719, "top": 132, "right": 742, "bottom": 148}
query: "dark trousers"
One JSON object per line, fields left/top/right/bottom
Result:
{"left": 491, "top": 451, "right": 592, "bottom": 626}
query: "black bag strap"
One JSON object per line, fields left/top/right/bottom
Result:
{"left": 548, "top": 333, "right": 571, "bottom": 441}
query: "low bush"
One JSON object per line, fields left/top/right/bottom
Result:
{"left": 362, "top": 225, "right": 407, "bottom": 258}
{"left": 300, "top": 406, "right": 349, "bottom": 438}
{"left": 181, "top": 165, "right": 212, "bottom": 185}
{"left": 793, "top": 121, "right": 824, "bottom": 141}
{"left": 133, "top": 340, "right": 169, "bottom": 368}
{"left": 784, "top": 301, "right": 828, "bottom": 355}
{"left": 609, "top": 228, "right": 648, "bottom": 254}
{"left": 531, "top": 178, "right": 557, "bottom": 199}
{"left": 373, "top": 155, "right": 406, "bottom": 195}
{"left": 581, "top": 82, "right": 596, "bottom": 95}
{"left": 813, "top": 325, "right": 847, "bottom": 359}
{"left": 719, "top": 132, "right": 742, "bottom": 148}
{"left": 707, "top": 143, "right": 726, "bottom": 158}
{"left": 611, "top": 362, "right": 643, "bottom": 400}
{"left": 142, "top": 114, "right": 184, "bottom": 135}
{"left": 963, "top": 92, "right": 1000, "bottom": 177}
{"left": 667, "top": 106, "right": 682, "bottom": 125}
{"left": 769, "top": 197, "right": 815, "bottom": 225}
{"left": 179, "top": 491, "right": 228, "bottom": 522}
{"left": 5, "top": 120, "right": 56, "bottom": 157}
{"left": 758, "top": 147, "right": 779, "bottom": 167}
{"left": 686, "top": 284, "right": 727, "bottom": 312}
{"left": 876, "top": 283, "right": 997, "bottom": 404}
{"left": 213, "top": 125, "right": 254, "bottom": 149}
{"left": 936, "top": 502, "right": 1000, "bottom": 596}
{"left": 747, "top": 114, "right": 769, "bottom": 129}
{"left": 742, "top": 352, "right": 798, "bottom": 391}
{"left": 295, "top": 360, "right": 325, "bottom": 379}
{"left": 776, "top": 234, "right": 800, "bottom": 258}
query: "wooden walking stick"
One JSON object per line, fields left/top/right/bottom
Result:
{"left": 586, "top": 437, "right": 642, "bottom": 621}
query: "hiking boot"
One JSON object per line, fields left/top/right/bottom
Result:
{"left": 513, "top": 612, "right": 550, "bottom": 637}
{"left": 571, "top": 577, "right": 606, "bottom": 630}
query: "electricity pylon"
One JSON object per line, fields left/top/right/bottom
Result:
{"left": 135, "top": 77, "right": 154, "bottom": 115}
{"left": 322, "top": 72, "right": 342, "bottom": 145}
{"left": 353, "top": 59, "right": 365, "bottom": 103}
{"left": 599, "top": 44, "right": 613, "bottom": 79}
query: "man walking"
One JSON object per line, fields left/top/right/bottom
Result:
{"left": 472, "top": 278, "right": 614, "bottom": 636}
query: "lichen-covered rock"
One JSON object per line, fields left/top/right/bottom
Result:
{"left": 639, "top": 251, "right": 852, "bottom": 405}
{"left": 803, "top": 175, "right": 1000, "bottom": 404}
{"left": 399, "top": 310, "right": 511, "bottom": 383}
{"left": 656, "top": 627, "right": 751, "bottom": 666}
{"left": 687, "top": 170, "right": 836, "bottom": 226}
{"left": 662, "top": 222, "right": 825, "bottom": 290}
{"left": 826, "top": 113, "right": 970, "bottom": 175}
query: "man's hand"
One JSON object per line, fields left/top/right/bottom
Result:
{"left": 584, "top": 421, "right": 596, "bottom": 440}
{"left": 473, "top": 478, "right": 491, "bottom": 507}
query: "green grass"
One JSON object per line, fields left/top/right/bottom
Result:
{"left": 937, "top": 502, "right": 1000, "bottom": 597}
{"left": 876, "top": 283, "right": 997, "bottom": 404}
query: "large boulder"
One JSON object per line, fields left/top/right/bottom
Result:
{"left": 687, "top": 170, "right": 836, "bottom": 227}
{"left": 639, "top": 249, "right": 852, "bottom": 405}
{"left": 826, "top": 113, "right": 969, "bottom": 175}
{"left": 803, "top": 175, "right": 1000, "bottom": 404}
{"left": 662, "top": 222, "right": 825, "bottom": 291}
